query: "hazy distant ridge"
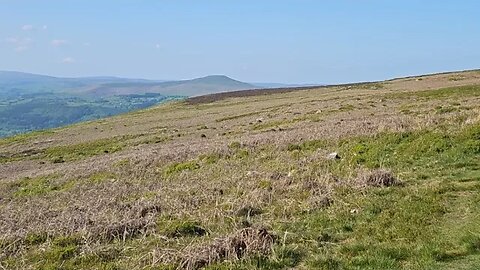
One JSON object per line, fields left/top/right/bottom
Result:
{"left": 0, "top": 71, "right": 255, "bottom": 97}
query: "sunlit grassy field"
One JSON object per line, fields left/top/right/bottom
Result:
{"left": 0, "top": 70, "right": 479, "bottom": 269}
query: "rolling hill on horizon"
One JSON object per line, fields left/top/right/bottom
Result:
{"left": 0, "top": 71, "right": 255, "bottom": 97}
{"left": 0, "top": 71, "right": 258, "bottom": 137}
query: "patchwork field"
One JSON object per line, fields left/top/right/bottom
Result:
{"left": 0, "top": 70, "right": 480, "bottom": 269}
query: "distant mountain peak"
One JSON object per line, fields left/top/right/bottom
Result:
{"left": 191, "top": 75, "right": 246, "bottom": 84}
{"left": 202, "top": 75, "right": 230, "bottom": 79}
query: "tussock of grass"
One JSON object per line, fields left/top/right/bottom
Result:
{"left": 181, "top": 227, "right": 275, "bottom": 269}
{"left": 359, "top": 169, "right": 400, "bottom": 187}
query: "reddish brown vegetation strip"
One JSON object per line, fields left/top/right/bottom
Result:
{"left": 186, "top": 86, "right": 323, "bottom": 105}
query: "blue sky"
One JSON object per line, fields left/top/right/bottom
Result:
{"left": 1, "top": 1, "right": 479, "bottom": 84}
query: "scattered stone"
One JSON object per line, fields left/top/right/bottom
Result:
{"left": 327, "top": 152, "right": 340, "bottom": 160}
{"left": 246, "top": 171, "right": 261, "bottom": 177}
{"left": 200, "top": 134, "right": 207, "bottom": 138}
{"left": 256, "top": 118, "right": 264, "bottom": 123}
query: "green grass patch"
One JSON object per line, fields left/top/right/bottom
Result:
{"left": 269, "top": 122, "right": 480, "bottom": 269}
{"left": 88, "top": 171, "right": 117, "bottom": 184}
{"left": 157, "top": 218, "right": 207, "bottom": 238}
{"left": 228, "top": 141, "right": 242, "bottom": 149}
{"left": 199, "top": 153, "right": 223, "bottom": 164}
{"left": 338, "top": 104, "right": 356, "bottom": 112}
{"left": 287, "top": 139, "right": 329, "bottom": 152}
{"left": 0, "top": 129, "right": 55, "bottom": 148}
{"left": 44, "top": 135, "right": 135, "bottom": 162}
{"left": 164, "top": 160, "right": 200, "bottom": 176}
{"left": 12, "top": 175, "right": 74, "bottom": 197}
{"left": 388, "top": 85, "right": 480, "bottom": 100}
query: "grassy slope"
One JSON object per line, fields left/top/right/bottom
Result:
{"left": 0, "top": 71, "right": 479, "bottom": 269}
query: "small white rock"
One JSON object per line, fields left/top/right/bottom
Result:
{"left": 327, "top": 152, "right": 340, "bottom": 160}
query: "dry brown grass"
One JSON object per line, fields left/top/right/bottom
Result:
{"left": 0, "top": 70, "right": 479, "bottom": 268}
{"left": 180, "top": 227, "right": 275, "bottom": 269}
{"left": 358, "top": 169, "right": 400, "bottom": 187}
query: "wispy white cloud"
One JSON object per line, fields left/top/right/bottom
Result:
{"left": 51, "top": 39, "right": 68, "bottom": 47}
{"left": 15, "top": 46, "right": 29, "bottom": 52}
{"left": 21, "top": 24, "right": 48, "bottom": 31}
{"left": 5, "top": 37, "right": 32, "bottom": 52}
{"left": 61, "top": 57, "right": 75, "bottom": 64}
{"left": 5, "top": 37, "right": 18, "bottom": 43}
{"left": 155, "top": 43, "right": 161, "bottom": 49}
{"left": 83, "top": 42, "right": 91, "bottom": 47}
{"left": 21, "top": 24, "right": 34, "bottom": 31}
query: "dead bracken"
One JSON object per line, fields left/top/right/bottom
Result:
{"left": 361, "top": 169, "right": 399, "bottom": 187}
{"left": 89, "top": 218, "right": 156, "bottom": 242}
{"left": 180, "top": 227, "right": 275, "bottom": 269}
